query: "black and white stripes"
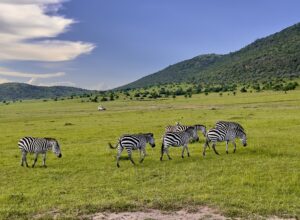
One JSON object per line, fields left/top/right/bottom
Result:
{"left": 18, "top": 137, "right": 62, "bottom": 167}
{"left": 161, "top": 126, "right": 199, "bottom": 160}
{"left": 165, "top": 122, "right": 206, "bottom": 137}
{"left": 109, "top": 133, "right": 155, "bottom": 167}
{"left": 203, "top": 121, "right": 247, "bottom": 156}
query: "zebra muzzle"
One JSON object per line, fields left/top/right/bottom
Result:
{"left": 58, "top": 153, "right": 62, "bottom": 158}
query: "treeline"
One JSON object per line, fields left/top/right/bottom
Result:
{"left": 93, "top": 80, "right": 299, "bottom": 102}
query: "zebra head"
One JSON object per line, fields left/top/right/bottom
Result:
{"left": 194, "top": 124, "right": 206, "bottom": 137}
{"left": 238, "top": 130, "right": 247, "bottom": 147}
{"left": 186, "top": 126, "right": 199, "bottom": 142}
{"left": 145, "top": 133, "right": 156, "bottom": 148}
{"left": 47, "top": 138, "right": 62, "bottom": 158}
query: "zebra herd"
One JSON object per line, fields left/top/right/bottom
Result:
{"left": 108, "top": 121, "right": 247, "bottom": 167}
{"left": 18, "top": 121, "right": 247, "bottom": 168}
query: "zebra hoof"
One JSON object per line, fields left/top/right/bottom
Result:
{"left": 181, "top": 155, "right": 184, "bottom": 159}
{"left": 117, "top": 164, "right": 120, "bottom": 168}
{"left": 188, "top": 154, "right": 190, "bottom": 157}
{"left": 226, "top": 151, "right": 228, "bottom": 154}
{"left": 168, "top": 157, "right": 172, "bottom": 160}
{"left": 160, "top": 157, "right": 163, "bottom": 161}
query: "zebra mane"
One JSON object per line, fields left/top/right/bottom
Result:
{"left": 143, "top": 133, "right": 154, "bottom": 137}
{"left": 185, "top": 126, "right": 196, "bottom": 131}
{"left": 194, "top": 124, "right": 205, "bottom": 128}
{"left": 236, "top": 126, "right": 246, "bottom": 134}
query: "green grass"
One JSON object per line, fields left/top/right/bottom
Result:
{"left": 0, "top": 91, "right": 299, "bottom": 219}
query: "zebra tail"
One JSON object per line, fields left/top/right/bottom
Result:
{"left": 108, "top": 142, "right": 118, "bottom": 149}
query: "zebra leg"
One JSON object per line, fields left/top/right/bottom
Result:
{"left": 212, "top": 143, "right": 220, "bottom": 155}
{"left": 166, "top": 148, "right": 172, "bottom": 160}
{"left": 42, "top": 153, "right": 47, "bottom": 167}
{"left": 128, "top": 154, "right": 135, "bottom": 165}
{"left": 32, "top": 153, "right": 38, "bottom": 168}
{"left": 116, "top": 145, "right": 123, "bottom": 168}
{"left": 233, "top": 141, "right": 237, "bottom": 153}
{"left": 24, "top": 152, "right": 29, "bottom": 167}
{"left": 186, "top": 145, "right": 190, "bottom": 157}
{"left": 203, "top": 140, "right": 209, "bottom": 156}
{"left": 226, "top": 141, "right": 229, "bottom": 154}
{"left": 181, "top": 146, "right": 186, "bottom": 158}
{"left": 21, "top": 151, "right": 27, "bottom": 167}
{"left": 126, "top": 147, "right": 135, "bottom": 165}
{"left": 160, "top": 143, "right": 164, "bottom": 161}
{"left": 140, "top": 149, "right": 146, "bottom": 163}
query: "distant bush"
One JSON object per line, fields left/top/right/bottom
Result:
{"left": 101, "top": 97, "right": 108, "bottom": 102}
{"left": 240, "top": 87, "right": 247, "bottom": 93}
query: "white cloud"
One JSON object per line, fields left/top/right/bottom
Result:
{"left": 0, "top": 0, "right": 95, "bottom": 61}
{"left": 0, "top": 67, "right": 65, "bottom": 85}
{"left": 38, "top": 81, "right": 76, "bottom": 87}
{"left": 0, "top": 67, "right": 65, "bottom": 78}
{"left": 0, "top": 78, "right": 10, "bottom": 84}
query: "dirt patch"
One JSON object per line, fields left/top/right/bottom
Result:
{"left": 91, "top": 206, "right": 227, "bottom": 220}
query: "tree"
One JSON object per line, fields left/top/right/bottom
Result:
{"left": 240, "top": 87, "right": 247, "bottom": 93}
{"left": 101, "top": 96, "right": 108, "bottom": 101}
{"left": 109, "top": 93, "right": 114, "bottom": 101}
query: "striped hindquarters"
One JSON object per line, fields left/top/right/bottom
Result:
{"left": 206, "top": 128, "right": 227, "bottom": 142}
{"left": 18, "top": 137, "right": 49, "bottom": 153}
{"left": 163, "top": 132, "right": 185, "bottom": 147}
{"left": 119, "top": 135, "right": 145, "bottom": 150}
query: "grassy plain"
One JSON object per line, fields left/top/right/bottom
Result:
{"left": 0, "top": 90, "right": 299, "bottom": 219}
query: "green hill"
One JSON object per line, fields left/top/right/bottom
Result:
{"left": 0, "top": 83, "right": 93, "bottom": 101}
{"left": 118, "top": 22, "right": 300, "bottom": 89}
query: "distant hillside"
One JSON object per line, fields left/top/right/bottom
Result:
{"left": 118, "top": 22, "right": 300, "bottom": 89}
{"left": 0, "top": 83, "right": 93, "bottom": 101}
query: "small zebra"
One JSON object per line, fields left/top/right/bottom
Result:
{"left": 203, "top": 125, "right": 247, "bottom": 156}
{"left": 109, "top": 133, "right": 155, "bottom": 167}
{"left": 165, "top": 122, "right": 206, "bottom": 137}
{"left": 18, "top": 137, "right": 62, "bottom": 168}
{"left": 161, "top": 126, "right": 199, "bottom": 160}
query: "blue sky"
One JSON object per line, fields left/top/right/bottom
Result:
{"left": 0, "top": 0, "right": 300, "bottom": 90}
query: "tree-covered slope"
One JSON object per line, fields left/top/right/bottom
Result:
{"left": 0, "top": 83, "right": 93, "bottom": 101}
{"left": 118, "top": 22, "right": 300, "bottom": 89}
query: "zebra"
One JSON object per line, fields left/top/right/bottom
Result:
{"left": 165, "top": 122, "right": 206, "bottom": 137}
{"left": 109, "top": 133, "right": 155, "bottom": 167}
{"left": 203, "top": 125, "right": 247, "bottom": 156}
{"left": 18, "top": 137, "right": 62, "bottom": 168}
{"left": 161, "top": 126, "right": 199, "bottom": 160}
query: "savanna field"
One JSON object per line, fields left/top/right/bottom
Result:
{"left": 0, "top": 91, "right": 299, "bottom": 219}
